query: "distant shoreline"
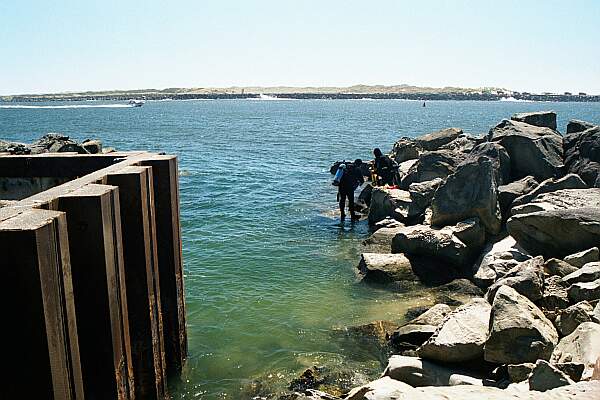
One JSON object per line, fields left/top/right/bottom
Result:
{"left": 2, "top": 92, "right": 600, "bottom": 103}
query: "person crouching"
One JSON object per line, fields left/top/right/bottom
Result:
{"left": 337, "top": 159, "right": 364, "bottom": 222}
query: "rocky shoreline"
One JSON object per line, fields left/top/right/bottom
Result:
{"left": 285, "top": 111, "right": 600, "bottom": 399}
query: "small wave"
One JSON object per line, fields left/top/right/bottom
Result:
{"left": 499, "top": 97, "right": 533, "bottom": 103}
{"left": 0, "top": 104, "right": 135, "bottom": 109}
{"left": 248, "top": 94, "right": 296, "bottom": 101}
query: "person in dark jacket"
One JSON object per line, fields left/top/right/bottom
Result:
{"left": 373, "top": 148, "right": 398, "bottom": 186}
{"left": 338, "top": 159, "right": 364, "bottom": 222}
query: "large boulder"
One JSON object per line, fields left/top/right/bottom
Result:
{"left": 417, "top": 298, "right": 491, "bottom": 362}
{"left": 391, "top": 219, "right": 486, "bottom": 278}
{"left": 361, "top": 226, "right": 405, "bottom": 253}
{"left": 511, "top": 111, "right": 557, "bottom": 130}
{"left": 567, "top": 119, "right": 597, "bottom": 134}
{"left": 544, "top": 258, "right": 578, "bottom": 278}
{"left": 408, "top": 178, "right": 443, "bottom": 219}
{"left": 391, "top": 138, "right": 420, "bottom": 163}
{"left": 562, "top": 262, "right": 600, "bottom": 286}
{"left": 472, "top": 235, "right": 531, "bottom": 288}
{"left": 528, "top": 360, "right": 574, "bottom": 392}
{"left": 368, "top": 187, "right": 413, "bottom": 225}
{"left": 485, "top": 256, "right": 545, "bottom": 303}
{"left": 568, "top": 279, "right": 600, "bottom": 303}
{"left": 551, "top": 322, "right": 600, "bottom": 380}
{"left": 382, "top": 355, "right": 484, "bottom": 387}
{"left": 498, "top": 176, "right": 538, "bottom": 219}
{"left": 415, "top": 128, "right": 463, "bottom": 151}
{"left": 357, "top": 253, "right": 417, "bottom": 283}
{"left": 538, "top": 275, "right": 569, "bottom": 311}
{"left": 344, "top": 376, "right": 412, "bottom": 400}
{"left": 400, "top": 150, "right": 465, "bottom": 189}
{"left": 30, "top": 133, "right": 88, "bottom": 154}
{"left": 512, "top": 188, "right": 600, "bottom": 216}
{"left": 430, "top": 157, "right": 502, "bottom": 234}
{"left": 488, "top": 119, "right": 563, "bottom": 181}
{"left": 563, "top": 126, "right": 600, "bottom": 187}
{"left": 438, "top": 134, "right": 479, "bottom": 153}
{"left": 462, "top": 142, "right": 511, "bottom": 185}
{"left": 507, "top": 205, "right": 600, "bottom": 259}
{"left": 554, "top": 301, "right": 594, "bottom": 337}
{"left": 389, "top": 304, "right": 452, "bottom": 350}
{"left": 564, "top": 247, "right": 599, "bottom": 268}
{"left": 484, "top": 285, "right": 558, "bottom": 364}
{"left": 511, "top": 174, "right": 587, "bottom": 209}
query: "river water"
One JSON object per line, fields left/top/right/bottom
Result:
{"left": 1, "top": 99, "right": 599, "bottom": 398}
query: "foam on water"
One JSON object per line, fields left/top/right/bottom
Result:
{"left": 0, "top": 103, "right": 135, "bottom": 109}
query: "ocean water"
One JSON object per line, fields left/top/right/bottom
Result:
{"left": 1, "top": 99, "right": 599, "bottom": 398}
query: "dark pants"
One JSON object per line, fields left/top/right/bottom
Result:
{"left": 339, "top": 189, "right": 356, "bottom": 220}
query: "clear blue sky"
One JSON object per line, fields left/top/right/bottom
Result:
{"left": 1, "top": 0, "right": 599, "bottom": 95}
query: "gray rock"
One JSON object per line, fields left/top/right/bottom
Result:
{"left": 383, "top": 355, "right": 484, "bottom": 387}
{"left": 408, "top": 178, "right": 443, "bottom": 218}
{"left": 463, "top": 142, "right": 511, "bottom": 185}
{"left": 391, "top": 138, "right": 420, "bottom": 163}
{"left": 358, "top": 184, "right": 373, "bottom": 208}
{"left": 415, "top": 128, "right": 463, "bottom": 151}
{"left": 430, "top": 157, "right": 502, "bottom": 234}
{"left": 567, "top": 119, "right": 597, "bottom": 134}
{"left": 562, "top": 262, "right": 600, "bottom": 285}
{"left": 554, "top": 362, "right": 585, "bottom": 382}
{"left": 544, "top": 258, "right": 579, "bottom": 278}
{"left": 485, "top": 256, "right": 545, "bottom": 303}
{"left": 508, "top": 206, "right": 600, "bottom": 259}
{"left": 538, "top": 275, "right": 569, "bottom": 311}
{"left": 551, "top": 321, "right": 600, "bottom": 380}
{"left": 568, "top": 279, "right": 600, "bottom": 303}
{"left": 438, "top": 134, "right": 479, "bottom": 153}
{"left": 472, "top": 235, "right": 531, "bottom": 288}
{"left": 368, "top": 187, "right": 413, "bottom": 225}
{"left": 389, "top": 304, "right": 452, "bottom": 350}
{"left": 554, "top": 301, "right": 594, "bottom": 337}
{"left": 400, "top": 150, "right": 465, "bottom": 189}
{"left": 595, "top": 302, "right": 600, "bottom": 323}
{"left": 81, "top": 139, "right": 102, "bottom": 154}
{"left": 563, "top": 126, "right": 600, "bottom": 187}
{"left": 507, "top": 363, "right": 535, "bottom": 383}
{"left": 417, "top": 298, "right": 491, "bottom": 362}
{"left": 511, "top": 111, "right": 557, "bottom": 130}
{"left": 498, "top": 176, "right": 538, "bottom": 219}
{"left": 564, "top": 247, "right": 600, "bottom": 268}
{"left": 396, "top": 159, "right": 418, "bottom": 181}
{"left": 488, "top": 119, "right": 563, "bottom": 181}
{"left": 511, "top": 174, "right": 588, "bottom": 209}
{"left": 357, "top": 253, "right": 417, "bottom": 283}
{"left": 528, "top": 360, "right": 574, "bottom": 392}
{"left": 512, "top": 188, "right": 600, "bottom": 217}
{"left": 485, "top": 285, "right": 558, "bottom": 364}
{"left": 361, "top": 226, "right": 404, "bottom": 253}
{"left": 344, "top": 376, "right": 412, "bottom": 400}
{"left": 391, "top": 219, "right": 486, "bottom": 275}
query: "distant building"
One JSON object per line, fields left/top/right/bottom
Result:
{"left": 579, "top": 92, "right": 587, "bottom": 96}
{"left": 564, "top": 92, "right": 572, "bottom": 96}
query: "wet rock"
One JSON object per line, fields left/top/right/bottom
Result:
{"left": 485, "top": 256, "right": 545, "bottom": 303}
{"left": 472, "top": 235, "right": 531, "bottom": 288}
{"left": 391, "top": 218, "right": 486, "bottom": 277}
{"left": 430, "top": 156, "right": 502, "bottom": 234}
{"left": 507, "top": 206, "right": 600, "bottom": 259}
{"left": 485, "top": 285, "right": 558, "bottom": 364}
{"left": 544, "top": 258, "right": 578, "bottom": 278}
{"left": 361, "top": 226, "right": 404, "bottom": 253}
{"left": 562, "top": 262, "right": 600, "bottom": 285}
{"left": 568, "top": 279, "right": 600, "bottom": 303}
{"left": 357, "top": 253, "right": 417, "bottom": 283}
{"left": 391, "top": 138, "right": 420, "bottom": 163}
{"left": 563, "top": 125, "right": 600, "bottom": 187}
{"left": 564, "top": 247, "right": 599, "bottom": 268}
{"left": 368, "top": 187, "right": 413, "bottom": 225}
{"left": 511, "top": 111, "right": 557, "bottom": 130}
{"left": 507, "top": 363, "right": 535, "bottom": 383}
{"left": 415, "top": 128, "right": 463, "bottom": 151}
{"left": 400, "top": 150, "right": 465, "bottom": 189}
{"left": 538, "top": 275, "right": 569, "bottom": 310}
{"left": 497, "top": 176, "right": 538, "bottom": 219}
{"left": 358, "top": 184, "right": 373, "bottom": 208}
{"left": 528, "top": 360, "right": 574, "bottom": 392}
{"left": 408, "top": 178, "right": 443, "bottom": 219}
{"left": 551, "top": 322, "right": 600, "bottom": 380}
{"left": 567, "top": 119, "right": 597, "bottom": 134}
{"left": 554, "top": 301, "right": 594, "bottom": 337}
{"left": 511, "top": 174, "right": 588, "bottom": 209}
{"left": 289, "top": 367, "right": 327, "bottom": 392}
{"left": 488, "top": 119, "right": 563, "bottom": 181}
{"left": 383, "top": 355, "right": 484, "bottom": 387}
{"left": 389, "top": 304, "right": 452, "bottom": 351}
{"left": 417, "top": 298, "right": 491, "bottom": 362}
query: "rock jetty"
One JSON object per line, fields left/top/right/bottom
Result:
{"left": 0, "top": 133, "right": 112, "bottom": 155}
{"left": 290, "top": 111, "right": 600, "bottom": 399}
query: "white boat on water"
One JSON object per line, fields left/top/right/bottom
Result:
{"left": 128, "top": 99, "right": 145, "bottom": 107}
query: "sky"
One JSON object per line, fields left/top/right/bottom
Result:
{"left": 1, "top": 0, "right": 599, "bottom": 95}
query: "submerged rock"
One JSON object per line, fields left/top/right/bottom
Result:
{"left": 357, "top": 253, "right": 416, "bottom": 283}
{"left": 485, "top": 285, "right": 558, "bottom": 364}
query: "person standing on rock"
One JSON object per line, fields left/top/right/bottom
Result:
{"left": 373, "top": 148, "right": 398, "bottom": 186}
{"left": 337, "top": 159, "right": 364, "bottom": 222}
